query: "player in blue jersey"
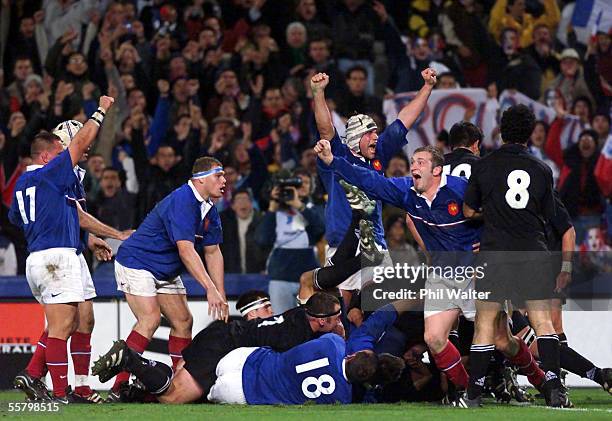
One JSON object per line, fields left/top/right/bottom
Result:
{"left": 107, "top": 156, "right": 229, "bottom": 396}
{"left": 8, "top": 96, "right": 115, "bottom": 403}
{"left": 13, "top": 120, "right": 135, "bottom": 403}
{"left": 92, "top": 299, "right": 409, "bottom": 405}
{"left": 310, "top": 68, "right": 436, "bottom": 299}
{"left": 315, "top": 139, "right": 546, "bottom": 400}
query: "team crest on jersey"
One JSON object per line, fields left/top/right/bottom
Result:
{"left": 372, "top": 159, "right": 382, "bottom": 171}
{"left": 447, "top": 201, "right": 459, "bottom": 216}
{"left": 203, "top": 218, "right": 210, "bottom": 231}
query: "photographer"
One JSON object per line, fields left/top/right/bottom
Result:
{"left": 255, "top": 172, "right": 325, "bottom": 313}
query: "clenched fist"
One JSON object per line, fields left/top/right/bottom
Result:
{"left": 421, "top": 68, "right": 437, "bottom": 86}
{"left": 99, "top": 95, "right": 115, "bottom": 112}
{"left": 310, "top": 73, "right": 329, "bottom": 93}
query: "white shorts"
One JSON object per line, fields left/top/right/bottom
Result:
{"left": 114, "top": 261, "right": 186, "bottom": 297}
{"left": 26, "top": 248, "right": 84, "bottom": 304}
{"left": 326, "top": 245, "right": 391, "bottom": 291}
{"left": 78, "top": 253, "right": 97, "bottom": 300}
{"left": 423, "top": 276, "right": 476, "bottom": 321}
{"left": 207, "top": 347, "right": 258, "bottom": 404}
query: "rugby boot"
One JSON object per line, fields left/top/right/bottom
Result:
{"left": 339, "top": 180, "right": 375, "bottom": 215}
{"left": 359, "top": 220, "right": 384, "bottom": 266}
{"left": 13, "top": 369, "right": 51, "bottom": 401}
{"left": 92, "top": 340, "right": 132, "bottom": 383}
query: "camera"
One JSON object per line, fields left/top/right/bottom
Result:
{"left": 275, "top": 177, "right": 302, "bottom": 203}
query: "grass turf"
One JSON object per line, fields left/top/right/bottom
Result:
{"left": 0, "top": 388, "right": 610, "bottom": 420}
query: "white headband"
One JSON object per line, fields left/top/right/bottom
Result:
{"left": 238, "top": 297, "right": 271, "bottom": 316}
{"left": 192, "top": 166, "right": 223, "bottom": 179}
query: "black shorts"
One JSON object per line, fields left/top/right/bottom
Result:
{"left": 475, "top": 252, "right": 556, "bottom": 304}
{"left": 181, "top": 321, "right": 236, "bottom": 397}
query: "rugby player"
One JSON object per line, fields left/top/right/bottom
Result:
{"left": 93, "top": 293, "right": 343, "bottom": 403}
{"left": 461, "top": 104, "right": 572, "bottom": 407}
{"left": 9, "top": 96, "right": 114, "bottom": 402}
{"left": 236, "top": 290, "right": 274, "bottom": 320}
{"left": 316, "top": 139, "right": 546, "bottom": 400}
{"left": 311, "top": 68, "right": 436, "bottom": 300}
{"left": 106, "top": 156, "right": 228, "bottom": 400}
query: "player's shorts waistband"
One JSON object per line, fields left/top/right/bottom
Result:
{"left": 28, "top": 248, "right": 78, "bottom": 257}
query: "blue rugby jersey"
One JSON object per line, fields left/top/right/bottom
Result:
{"left": 328, "top": 156, "right": 481, "bottom": 263}
{"left": 9, "top": 150, "right": 80, "bottom": 252}
{"left": 116, "top": 181, "right": 222, "bottom": 280}
{"left": 317, "top": 119, "right": 408, "bottom": 249}
{"left": 242, "top": 334, "right": 352, "bottom": 405}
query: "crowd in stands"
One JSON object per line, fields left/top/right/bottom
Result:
{"left": 0, "top": 0, "right": 610, "bottom": 279}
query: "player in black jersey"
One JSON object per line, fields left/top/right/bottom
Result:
{"left": 461, "top": 105, "right": 572, "bottom": 408}
{"left": 443, "top": 121, "right": 482, "bottom": 178}
{"left": 515, "top": 193, "right": 612, "bottom": 397}
{"left": 93, "top": 292, "right": 343, "bottom": 403}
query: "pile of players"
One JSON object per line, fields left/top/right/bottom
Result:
{"left": 10, "top": 68, "right": 612, "bottom": 407}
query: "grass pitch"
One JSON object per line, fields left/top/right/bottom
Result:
{"left": 0, "top": 388, "right": 610, "bottom": 420}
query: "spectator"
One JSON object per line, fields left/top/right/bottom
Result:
{"left": 440, "top": 0, "right": 491, "bottom": 87}
{"left": 524, "top": 24, "right": 559, "bottom": 95}
{"left": 255, "top": 170, "right": 325, "bottom": 313}
{"left": 219, "top": 189, "right": 267, "bottom": 274}
{"left": 331, "top": 0, "right": 380, "bottom": 94}
{"left": 584, "top": 30, "right": 612, "bottom": 109}
{"left": 336, "top": 65, "right": 382, "bottom": 119}
{"left": 544, "top": 48, "right": 595, "bottom": 109}
{"left": 295, "top": 0, "right": 331, "bottom": 40}
{"left": 385, "top": 154, "right": 410, "bottom": 178}
{"left": 528, "top": 120, "right": 559, "bottom": 185}
{"left": 6, "top": 57, "right": 33, "bottom": 111}
{"left": 282, "top": 22, "right": 308, "bottom": 77}
{"left": 305, "top": 38, "right": 344, "bottom": 98}
{"left": 592, "top": 112, "right": 611, "bottom": 149}
{"left": 557, "top": 129, "right": 604, "bottom": 241}
{"left": 83, "top": 153, "right": 105, "bottom": 203}
{"left": 488, "top": 0, "right": 560, "bottom": 48}
{"left": 6, "top": 13, "right": 46, "bottom": 76}
{"left": 89, "top": 167, "right": 137, "bottom": 231}
{"left": 488, "top": 27, "right": 542, "bottom": 100}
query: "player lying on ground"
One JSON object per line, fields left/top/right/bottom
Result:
{"left": 236, "top": 290, "right": 274, "bottom": 320}
{"left": 8, "top": 97, "right": 114, "bottom": 403}
{"left": 93, "top": 300, "right": 416, "bottom": 404}
{"left": 93, "top": 293, "right": 344, "bottom": 403}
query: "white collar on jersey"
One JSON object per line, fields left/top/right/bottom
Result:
{"left": 342, "top": 359, "right": 349, "bottom": 382}
{"left": 26, "top": 165, "right": 43, "bottom": 172}
{"left": 188, "top": 180, "right": 214, "bottom": 220}
{"left": 73, "top": 165, "right": 86, "bottom": 182}
{"left": 410, "top": 171, "right": 448, "bottom": 207}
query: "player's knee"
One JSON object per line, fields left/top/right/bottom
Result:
{"left": 300, "top": 271, "right": 313, "bottom": 289}
{"left": 77, "top": 312, "right": 95, "bottom": 333}
{"left": 136, "top": 314, "right": 161, "bottom": 337}
{"left": 530, "top": 319, "right": 554, "bottom": 336}
{"left": 424, "top": 330, "right": 447, "bottom": 354}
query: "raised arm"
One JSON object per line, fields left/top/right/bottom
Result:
{"left": 397, "top": 68, "right": 436, "bottom": 129}
{"left": 310, "top": 73, "right": 335, "bottom": 141}
{"left": 68, "top": 96, "right": 114, "bottom": 166}
{"left": 315, "top": 139, "right": 410, "bottom": 209}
